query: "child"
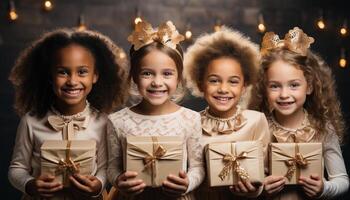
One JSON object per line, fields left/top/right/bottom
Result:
{"left": 8, "top": 28, "right": 128, "bottom": 199}
{"left": 106, "top": 20, "right": 204, "bottom": 200}
{"left": 249, "top": 27, "right": 349, "bottom": 199}
{"left": 184, "top": 27, "right": 271, "bottom": 199}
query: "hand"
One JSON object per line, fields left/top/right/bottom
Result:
{"left": 263, "top": 175, "right": 286, "bottom": 197}
{"left": 299, "top": 174, "right": 324, "bottom": 198}
{"left": 229, "top": 179, "right": 260, "bottom": 194}
{"left": 25, "top": 174, "right": 63, "bottom": 198}
{"left": 116, "top": 171, "right": 146, "bottom": 197}
{"left": 69, "top": 174, "right": 102, "bottom": 197}
{"left": 162, "top": 171, "right": 189, "bottom": 197}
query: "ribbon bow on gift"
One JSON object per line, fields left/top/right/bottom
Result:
{"left": 143, "top": 142, "right": 167, "bottom": 178}
{"left": 48, "top": 115, "right": 89, "bottom": 140}
{"left": 218, "top": 152, "right": 249, "bottom": 181}
{"left": 284, "top": 152, "right": 308, "bottom": 180}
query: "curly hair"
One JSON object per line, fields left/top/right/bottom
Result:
{"left": 128, "top": 42, "right": 185, "bottom": 103}
{"left": 184, "top": 27, "right": 260, "bottom": 97}
{"left": 249, "top": 47, "right": 346, "bottom": 140}
{"left": 9, "top": 28, "right": 129, "bottom": 117}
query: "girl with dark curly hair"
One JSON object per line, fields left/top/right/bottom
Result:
{"left": 8, "top": 28, "right": 128, "bottom": 199}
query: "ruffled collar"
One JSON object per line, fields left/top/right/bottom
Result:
{"left": 50, "top": 101, "right": 91, "bottom": 121}
{"left": 270, "top": 110, "right": 316, "bottom": 142}
{"left": 201, "top": 106, "right": 247, "bottom": 136}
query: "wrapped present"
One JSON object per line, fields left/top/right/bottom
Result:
{"left": 41, "top": 140, "right": 96, "bottom": 187}
{"left": 270, "top": 143, "right": 323, "bottom": 184}
{"left": 206, "top": 141, "right": 264, "bottom": 187}
{"left": 125, "top": 136, "right": 183, "bottom": 187}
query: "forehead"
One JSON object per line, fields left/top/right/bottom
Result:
{"left": 205, "top": 57, "right": 243, "bottom": 77}
{"left": 139, "top": 50, "right": 177, "bottom": 70}
{"left": 267, "top": 60, "right": 305, "bottom": 81}
{"left": 54, "top": 44, "right": 95, "bottom": 64}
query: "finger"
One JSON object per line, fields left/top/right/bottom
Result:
{"left": 310, "top": 174, "right": 320, "bottom": 181}
{"left": 72, "top": 174, "right": 94, "bottom": 188}
{"left": 37, "top": 184, "right": 63, "bottom": 194}
{"left": 118, "top": 179, "right": 144, "bottom": 189}
{"left": 167, "top": 174, "right": 187, "bottom": 186}
{"left": 38, "top": 174, "right": 56, "bottom": 182}
{"left": 162, "top": 185, "right": 183, "bottom": 196}
{"left": 265, "top": 178, "right": 285, "bottom": 191}
{"left": 264, "top": 176, "right": 285, "bottom": 185}
{"left": 237, "top": 181, "right": 248, "bottom": 193}
{"left": 124, "top": 183, "right": 146, "bottom": 194}
{"left": 37, "top": 180, "right": 62, "bottom": 189}
{"left": 69, "top": 176, "right": 92, "bottom": 193}
{"left": 178, "top": 171, "right": 187, "bottom": 179}
{"left": 229, "top": 185, "right": 241, "bottom": 193}
{"left": 302, "top": 185, "right": 316, "bottom": 197}
{"left": 118, "top": 171, "right": 138, "bottom": 181}
{"left": 163, "top": 180, "right": 187, "bottom": 193}
{"left": 242, "top": 180, "right": 257, "bottom": 192}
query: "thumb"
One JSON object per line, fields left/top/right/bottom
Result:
{"left": 40, "top": 174, "right": 55, "bottom": 182}
{"left": 179, "top": 170, "right": 187, "bottom": 179}
{"left": 310, "top": 174, "right": 320, "bottom": 180}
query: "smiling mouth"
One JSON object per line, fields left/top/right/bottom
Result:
{"left": 277, "top": 101, "right": 294, "bottom": 106}
{"left": 147, "top": 90, "right": 167, "bottom": 95}
{"left": 62, "top": 88, "right": 83, "bottom": 97}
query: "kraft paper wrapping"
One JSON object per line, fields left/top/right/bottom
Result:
{"left": 206, "top": 141, "right": 264, "bottom": 187}
{"left": 125, "top": 136, "right": 183, "bottom": 187}
{"left": 41, "top": 140, "right": 96, "bottom": 187}
{"left": 270, "top": 142, "right": 323, "bottom": 184}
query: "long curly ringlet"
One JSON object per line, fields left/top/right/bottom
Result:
{"left": 184, "top": 26, "right": 260, "bottom": 97}
{"left": 248, "top": 47, "right": 345, "bottom": 141}
{"left": 9, "top": 28, "right": 129, "bottom": 117}
{"left": 128, "top": 21, "right": 185, "bottom": 103}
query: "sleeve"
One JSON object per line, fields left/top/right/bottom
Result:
{"left": 106, "top": 119, "right": 123, "bottom": 187}
{"left": 318, "top": 132, "right": 349, "bottom": 198}
{"left": 8, "top": 115, "right": 35, "bottom": 194}
{"left": 93, "top": 119, "right": 108, "bottom": 195}
{"left": 185, "top": 112, "right": 205, "bottom": 193}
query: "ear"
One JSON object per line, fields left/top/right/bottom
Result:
{"left": 93, "top": 72, "right": 99, "bottom": 84}
{"left": 306, "top": 84, "right": 313, "bottom": 95}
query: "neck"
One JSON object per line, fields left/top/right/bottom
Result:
{"left": 208, "top": 106, "right": 238, "bottom": 119}
{"left": 274, "top": 108, "right": 305, "bottom": 129}
{"left": 54, "top": 101, "right": 87, "bottom": 116}
{"left": 132, "top": 99, "right": 179, "bottom": 115}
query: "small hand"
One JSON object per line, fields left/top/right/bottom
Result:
{"left": 299, "top": 174, "right": 324, "bottom": 198}
{"left": 263, "top": 175, "right": 286, "bottom": 197}
{"left": 116, "top": 171, "right": 146, "bottom": 196}
{"left": 69, "top": 174, "right": 102, "bottom": 197}
{"left": 229, "top": 179, "right": 259, "bottom": 194}
{"left": 25, "top": 174, "right": 63, "bottom": 198}
{"left": 162, "top": 171, "right": 189, "bottom": 197}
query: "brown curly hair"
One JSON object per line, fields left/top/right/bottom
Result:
{"left": 249, "top": 47, "right": 345, "bottom": 140}
{"left": 9, "top": 28, "right": 129, "bottom": 118}
{"left": 184, "top": 27, "right": 260, "bottom": 97}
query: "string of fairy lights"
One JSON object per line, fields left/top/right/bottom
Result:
{"left": 5, "top": 0, "right": 349, "bottom": 68}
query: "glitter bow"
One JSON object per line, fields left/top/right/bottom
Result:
{"left": 127, "top": 20, "right": 184, "bottom": 57}
{"left": 284, "top": 151, "right": 308, "bottom": 180}
{"left": 218, "top": 151, "right": 250, "bottom": 181}
{"left": 55, "top": 141, "right": 80, "bottom": 186}
{"left": 261, "top": 27, "right": 314, "bottom": 56}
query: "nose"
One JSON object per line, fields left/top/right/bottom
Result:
{"left": 151, "top": 75, "right": 163, "bottom": 87}
{"left": 66, "top": 74, "right": 78, "bottom": 86}
{"left": 218, "top": 82, "right": 229, "bottom": 93}
{"left": 279, "top": 87, "right": 289, "bottom": 98}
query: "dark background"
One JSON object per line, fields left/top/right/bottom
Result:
{"left": 1, "top": 0, "right": 349, "bottom": 199}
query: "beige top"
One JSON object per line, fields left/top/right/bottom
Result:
{"left": 268, "top": 115, "right": 349, "bottom": 200}
{"left": 8, "top": 103, "right": 108, "bottom": 199}
{"left": 107, "top": 107, "right": 204, "bottom": 200}
{"left": 196, "top": 107, "right": 271, "bottom": 200}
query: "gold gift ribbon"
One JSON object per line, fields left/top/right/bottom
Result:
{"left": 48, "top": 115, "right": 89, "bottom": 140}
{"left": 210, "top": 143, "right": 255, "bottom": 182}
{"left": 55, "top": 141, "right": 80, "bottom": 186}
{"left": 128, "top": 136, "right": 182, "bottom": 187}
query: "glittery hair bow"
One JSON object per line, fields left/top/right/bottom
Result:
{"left": 261, "top": 27, "right": 314, "bottom": 56}
{"left": 127, "top": 20, "right": 185, "bottom": 57}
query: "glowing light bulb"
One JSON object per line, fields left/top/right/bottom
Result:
{"left": 185, "top": 30, "right": 192, "bottom": 39}
{"left": 119, "top": 51, "right": 126, "bottom": 59}
{"left": 9, "top": 10, "right": 18, "bottom": 21}
{"left": 339, "top": 58, "right": 346, "bottom": 67}
{"left": 340, "top": 28, "right": 347, "bottom": 35}
{"left": 258, "top": 23, "right": 266, "bottom": 33}
{"left": 317, "top": 20, "right": 325, "bottom": 29}
{"left": 134, "top": 17, "right": 142, "bottom": 25}
{"left": 43, "top": 0, "right": 53, "bottom": 11}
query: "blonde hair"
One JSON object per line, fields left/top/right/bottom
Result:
{"left": 249, "top": 47, "right": 345, "bottom": 141}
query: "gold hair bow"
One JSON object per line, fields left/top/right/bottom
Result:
{"left": 127, "top": 20, "right": 184, "bottom": 54}
{"left": 261, "top": 27, "right": 314, "bottom": 56}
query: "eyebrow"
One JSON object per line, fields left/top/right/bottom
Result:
{"left": 207, "top": 74, "right": 241, "bottom": 79}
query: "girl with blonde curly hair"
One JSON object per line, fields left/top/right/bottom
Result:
{"left": 249, "top": 27, "right": 349, "bottom": 199}
{"left": 184, "top": 27, "right": 271, "bottom": 200}
{"left": 8, "top": 28, "right": 128, "bottom": 199}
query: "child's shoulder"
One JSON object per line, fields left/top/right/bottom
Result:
{"left": 178, "top": 106, "right": 201, "bottom": 119}
{"left": 108, "top": 107, "right": 129, "bottom": 123}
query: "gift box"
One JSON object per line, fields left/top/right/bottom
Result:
{"left": 125, "top": 136, "right": 183, "bottom": 187}
{"left": 206, "top": 141, "right": 264, "bottom": 187}
{"left": 270, "top": 143, "right": 323, "bottom": 184}
{"left": 41, "top": 140, "right": 96, "bottom": 187}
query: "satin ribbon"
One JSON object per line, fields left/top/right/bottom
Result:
{"left": 48, "top": 115, "right": 89, "bottom": 140}
{"left": 127, "top": 137, "right": 182, "bottom": 187}
{"left": 55, "top": 141, "right": 80, "bottom": 186}
{"left": 210, "top": 143, "right": 255, "bottom": 182}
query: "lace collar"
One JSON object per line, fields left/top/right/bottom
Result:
{"left": 201, "top": 106, "right": 247, "bottom": 136}
{"left": 50, "top": 101, "right": 91, "bottom": 121}
{"left": 270, "top": 110, "right": 316, "bottom": 142}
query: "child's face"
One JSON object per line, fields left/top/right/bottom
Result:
{"left": 136, "top": 50, "right": 178, "bottom": 107}
{"left": 266, "top": 60, "right": 311, "bottom": 118}
{"left": 51, "top": 44, "right": 98, "bottom": 114}
{"left": 202, "top": 57, "right": 245, "bottom": 118}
